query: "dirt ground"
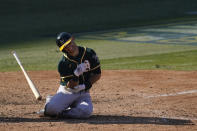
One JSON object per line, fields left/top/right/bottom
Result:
{"left": 0, "top": 70, "right": 196, "bottom": 131}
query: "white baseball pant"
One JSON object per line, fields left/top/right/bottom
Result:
{"left": 45, "top": 85, "right": 93, "bottom": 118}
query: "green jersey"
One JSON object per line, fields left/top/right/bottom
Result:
{"left": 58, "top": 46, "right": 101, "bottom": 90}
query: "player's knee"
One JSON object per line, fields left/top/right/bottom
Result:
{"left": 79, "top": 104, "right": 93, "bottom": 118}
{"left": 87, "top": 106, "right": 93, "bottom": 116}
{"left": 83, "top": 109, "right": 93, "bottom": 118}
{"left": 45, "top": 102, "right": 62, "bottom": 116}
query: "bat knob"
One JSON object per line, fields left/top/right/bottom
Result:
{"left": 36, "top": 96, "right": 42, "bottom": 101}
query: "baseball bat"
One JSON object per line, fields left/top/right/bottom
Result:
{"left": 12, "top": 51, "right": 42, "bottom": 100}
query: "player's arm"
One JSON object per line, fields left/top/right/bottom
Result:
{"left": 84, "top": 48, "right": 101, "bottom": 90}
{"left": 84, "top": 67, "right": 101, "bottom": 91}
{"left": 58, "top": 60, "right": 79, "bottom": 89}
{"left": 58, "top": 58, "right": 90, "bottom": 93}
{"left": 89, "top": 73, "right": 101, "bottom": 85}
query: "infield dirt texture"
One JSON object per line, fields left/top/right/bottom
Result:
{"left": 0, "top": 70, "right": 196, "bottom": 130}
{"left": 1, "top": 1, "right": 197, "bottom": 130}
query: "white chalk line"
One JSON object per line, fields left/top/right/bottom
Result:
{"left": 91, "top": 89, "right": 197, "bottom": 98}
{"left": 146, "top": 89, "right": 197, "bottom": 98}
{"left": 91, "top": 91, "right": 197, "bottom": 122}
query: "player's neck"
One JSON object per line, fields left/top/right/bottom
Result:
{"left": 69, "top": 46, "right": 79, "bottom": 57}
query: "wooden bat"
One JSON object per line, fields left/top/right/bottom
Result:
{"left": 12, "top": 51, "right": 42, "bottom": 100}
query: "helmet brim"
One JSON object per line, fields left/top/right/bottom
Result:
{"left": 59, "top": 37, "right": 73, "bottom": 51}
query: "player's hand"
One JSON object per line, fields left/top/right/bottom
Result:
{"left": 74, "top": 60, "right": 90, "bottom": 76}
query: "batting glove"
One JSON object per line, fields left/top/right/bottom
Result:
{"left": 74, "top": 60, "right": 90, "bottom": 76}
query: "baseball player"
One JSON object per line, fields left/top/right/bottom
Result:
{"left": 38, "top": 32, "right": 101, "bottom": 118}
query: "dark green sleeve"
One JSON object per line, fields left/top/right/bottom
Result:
{"left": 87, "top": 48, "right": 101, "bottom": 74}
{"left": 58, "top": 59, "right": 77, "bottom": 86}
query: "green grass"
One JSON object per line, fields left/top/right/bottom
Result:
{"left": 102, "top": 50, "right": 197, "bottom": 70}
{"left": 1, "top": 17, "right": 197, "bottom": 72}
{"left": 1, "top": 37, "right": 197, "bottom": 72}
{"left": 77, "top": 39, "right": 197, "bottom": 60}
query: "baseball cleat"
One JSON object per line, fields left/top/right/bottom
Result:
{"left": 37, "top": 109, "right": 45, "bottom": 117}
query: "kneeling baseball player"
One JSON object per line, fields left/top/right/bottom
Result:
{"left": 38, "top": 32, "right": 101, "bottom": 118}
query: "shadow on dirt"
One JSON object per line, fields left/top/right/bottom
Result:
{"left": 0, "top": 115, "right": 194, "bottom": 125}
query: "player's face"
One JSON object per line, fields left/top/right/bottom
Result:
{"left": 63, "top": 38, "right": 78, "bottom": 56}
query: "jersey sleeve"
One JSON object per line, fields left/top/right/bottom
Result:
{"left": 88, "top": 48, "right": 101, "bottom": 74}
{"left": 58, "top": 58, "right": 76, "bottom": 86}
